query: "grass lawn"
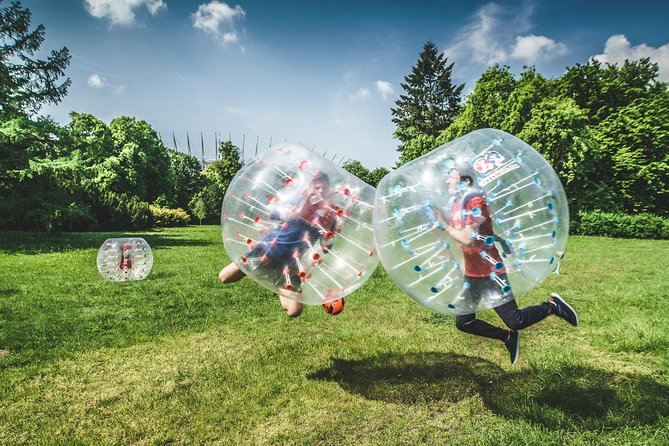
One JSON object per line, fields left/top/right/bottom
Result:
{"left": 0, "top": 225, "right": 668, "bottom": 445}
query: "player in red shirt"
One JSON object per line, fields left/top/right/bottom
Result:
{"left": 219, "top": 172, "right": 344, "bottom": 317}
{"left": 438, "top": 164, "right": 578, "bottom": 365}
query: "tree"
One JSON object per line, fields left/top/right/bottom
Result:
{"left": 368, "top": 166, "right": 390, "bottom": 187}
{"left": 190, "top": 140, "right": 242, "bottom": 221}
{"left": 192, "top": 196, "right": 206, "bottom": 225}
{"left": 342, "top": 160, "right": 371, "bottom": 184}
{"left": 392, "top": 40, "right": 464, "bottom": 165}
{"left": 559, "top": 58, "right": 664, "bottom": 124}
{"left": 169, "top": 150, "right": 205, "bottom": 211}
{"left": 342, "top": 159, "right": 390, "bottom": 187}
{"left": 517, "top": 97, "right": 611, "bottom": 213}
{"left": 438, "top": 64, "right": 516, "bottom": 144}
{"left": 0, "top": 1, "right": 70, "bottom": 118}
{"left": 593, "top": 93, "right": 669, "bottom": 215}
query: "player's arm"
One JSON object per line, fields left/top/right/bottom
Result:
{"left": 445, "top": 223, "right": 477, "bottom": 246}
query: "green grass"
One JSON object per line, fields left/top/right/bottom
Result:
{"left": 1, "top": 226, "right": 668, "bottom": 445}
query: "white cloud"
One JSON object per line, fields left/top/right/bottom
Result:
{"left": 84, "top": 0, "right": 166, "bottom": 26}
{"left": 192, "top": 1, "right": 246, "bottom": 46}
{"left": 444, "top": 3, "right": 566, "bottom": 70}
{"left": 594, "top": 34, "right": 669, "bottom": 82}
{"left": 87, "top": 73, "right": 126, "bottom": 93}
{"left": 511, "top": 35, "right": 568, "bottom": 64}
{"left": 88, "top": 73, "right": 106, "bottom": 88}
{"left": 351, "top": 88, "right": 370, "bottom": 100}
{"left": 375, "top": 80, "right": 395, "bottom": 100}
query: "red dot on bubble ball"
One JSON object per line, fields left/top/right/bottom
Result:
{"left": 325, "top": 231, "right": 334, "bottom": 240}
{"left": 336, "top": 209, "right": 344, "bottom": 217}
{"left": 285, "top": 284, "right": 293, "bottom": 291}
{"left": 246, "top": 239, "right": 253, "bottom": 245}
{"left": 369, "top": 249, "right": 374, "bottom": 256}
{"left": 298, "top": 271, "right": 306, "bottom": 278}
{"left": 241, "top": 256, "right": 248, "bottom": 264}
{"left": 268, "top": 195, "right": 276, "bottom": 203}
{"left": 285, "top": 178, "right": 293, "bottom": 186}
{"left": 298, "top": 160, "right": 308, "bottom": 169}
{"left": 344, "top": 188, "right": 351, "bottom": 196}
{"left": 254, "top": 216, "right": 261, "bottom": 223}
{"left": 312, "top": 253, "right": 321, "bottom": 260}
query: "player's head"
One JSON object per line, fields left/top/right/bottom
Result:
{"left": 311, "top": 172, "right": 330, "bottom": 196}
{"left": 446, "top": 161, "right": 476, "bottom": 192}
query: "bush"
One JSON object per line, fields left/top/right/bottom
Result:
{"left": 85, "top": 188, "right": 153, "bottom": 230}
{"left": 149, "top": 205, "right": 190, "bottom": 227}
{"left": 573, "top": 211, "right": 669, "bottom": 239}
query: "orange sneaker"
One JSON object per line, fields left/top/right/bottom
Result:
{"left": 323, "top": 298, "right": 345, "bottom": 316}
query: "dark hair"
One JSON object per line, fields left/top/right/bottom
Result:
{"left": 312, "top": 171, "right": 330, "bottom": 184}
{"left": 450, "top": 163, "right": 476, "bottom": 185}
{"left": 460, "top": 174, "right": 474, "bottom": 185}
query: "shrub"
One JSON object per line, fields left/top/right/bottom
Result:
{"left": 573, "top": 211, "right": 669, "bottom": 239}
{"left": 149, "top": 205, "right": 190, "bottom": 227}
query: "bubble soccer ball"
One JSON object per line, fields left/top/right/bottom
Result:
{"left": 221, "top": 143, "right": 378, "bottom": 305}
{"left": 97, "top": 238, "right": 153, "bottom": 282}
{"left": 373, "top": 129, "right": 568, "bottom": 316}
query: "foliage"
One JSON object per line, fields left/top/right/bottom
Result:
{"left": 87, "top": 189, "right": 152, "bottom": 230}
{"left": 592, "top": 93, "right": 669, "bottom": 216}
{"left": 573, "top": 210, "right": 669, "bottom": 239}
{"left": 149, "top": 204, "right": 190, "bottom": 227}
{"left": 0, "top": 0, "right": 70, "bottom": 118}
{"left": 190, "top": 140, "right": 242, "bottom": 222}
{"left": 368, "top": 166, "right": 390, "bottom": 187}
{"left": 342, "top": 160, "right": 390, "bottom": 187}
{"left": 392, "top": 41, "right": 464, "bottom": 166}
{"left": 432, "top": 59, "right": 669, "bottom": 217}
{"left": 438, "top": 65, "right": 517, "bottom": 144}
{"left": 104, "top": 116, "right": 172, "bottom": 203}
{"left": 169, "top": 150, "right": 205, "bottom": 211}
{"left": 559, "top": 58, "right": 664, "bottom": 124}
{"left": 191, "top": 196, "right": 206, "bottom": 224}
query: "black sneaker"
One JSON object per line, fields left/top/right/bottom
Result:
{"left": 504, "top": 330, "right": 520, "bottom": 366}
{"left": 549, "top": 292, "right": 579, "bottom": 326}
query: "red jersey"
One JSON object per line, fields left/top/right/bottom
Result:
{"left": 451, "top": 195, "right": 505, "bottom": 278}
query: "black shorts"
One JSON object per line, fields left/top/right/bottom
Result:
{"left": 464, "top": 273, "right": 515, "bottom": 305}
{"left": 242, "top": 246, "right": 303, "bottom": 292}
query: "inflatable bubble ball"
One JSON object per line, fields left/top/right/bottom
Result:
{"left": 97, "top": 238, "right": 153, "bottom": 282}
{"left": 373, "top": 129, "right": 568, "bottom": 316}
{"left": 221, "top": 143, "right": 379, "bottom": 305}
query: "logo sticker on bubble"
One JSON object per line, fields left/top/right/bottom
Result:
{"left": 474, "top": 151, "right": 505, "bottom": 174}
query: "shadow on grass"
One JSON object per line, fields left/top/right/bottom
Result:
{"left": 308, "top": 352, "right": 502, "bottom": 405}
{"left": 309, "top": 352, "right": 669, "bottom": 429}
{"left": 0, "top": 230, "right": 215, "bottom": 254}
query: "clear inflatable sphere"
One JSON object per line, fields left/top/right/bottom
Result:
{"left": 97, "top": 238, "right": 153, "bottom": 282}
{"left": 221, "top": 143, "right": 379, "bottom": 305}
{"left": 373, "top": 129, "right": 568, "bottom": 316}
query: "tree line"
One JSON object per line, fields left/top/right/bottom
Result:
{"left": 1, "top": 3, "right": 667, "bottom": 235}
{"left": 392, "top": 41, "right": 668, "bottom": 220}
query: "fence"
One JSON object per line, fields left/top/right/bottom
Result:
{"left": 158, "top": 132, "right": 351, "bottom": 169}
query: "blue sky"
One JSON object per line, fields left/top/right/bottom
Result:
{"left": 25, "top": 0, "right": 669, "bottom": 168}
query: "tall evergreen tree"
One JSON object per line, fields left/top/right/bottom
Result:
{"left": 0, "top": 1, "right": 71, "bottom": 118}
{"left": 391, "top": 40, "right": 464, "bottom": 165}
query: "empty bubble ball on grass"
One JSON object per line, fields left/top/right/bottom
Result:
{"left": 373, "top": 129, "right": 569, "bottom": 316}
{"left": 221, "top": 143, "right": 379, "bottom": 305}
{"left": 97, "top": 238, "right": 153, "bottom": 281}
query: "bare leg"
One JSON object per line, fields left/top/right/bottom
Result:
{"left": 219, "top": 263, "right": 247, "bottom": 283}
{"left": 278, "top": 289, "right": 304, "bottom": 317}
